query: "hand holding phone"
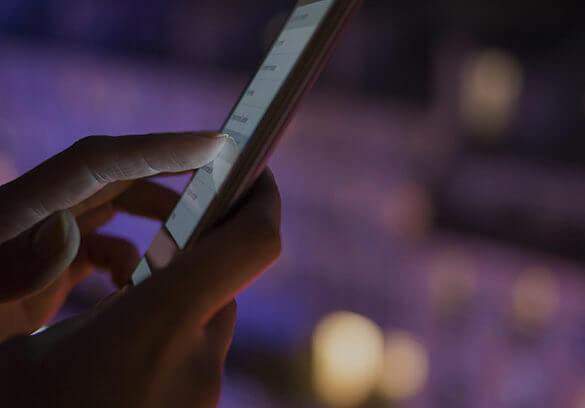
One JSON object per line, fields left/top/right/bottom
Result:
{"left": 0, "top": 1, "right": 361, "bottom": 405}
{"left": 0, "top": 169, "right": 281, "bottom": 407}
{"left": 133, "top": 0, "right": 362, "bottom": 284}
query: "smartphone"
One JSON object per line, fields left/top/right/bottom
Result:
{"left": 131, "top": 0, "right": 362, "bottom": 285}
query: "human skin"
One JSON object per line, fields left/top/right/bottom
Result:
{"left": 0, "top": 132, "right": 281, "bottom": 407}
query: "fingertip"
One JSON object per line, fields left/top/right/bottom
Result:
{"left": 199, "top": 131, "right": 229, "bottom": 140}
{"left": 198, "top": 131, "right": 228, "bottom": 151}
{"left": 185, "top": 131, "right": 228, "bottom": 142}
{"left": 262, "top": 166, "right": 275, "bottom": 181}
{"left": 83, "top": 234, "right": 139, "bottom": 288}
{"left": 114, "top": 245, "right": 140, "bottom": 287}
{"left": 254, "top": 168, "right": 280, "bottom": 200}
{"left": 159, "top": 131, "right": 228, "bottom": 171}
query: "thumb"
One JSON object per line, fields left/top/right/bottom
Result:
{"left": 0, "top": 211, "right": 80, "bottom": 301}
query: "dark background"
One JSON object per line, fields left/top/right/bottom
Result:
{"left": 1, "top": 1, "right": 585, "bottom": 407}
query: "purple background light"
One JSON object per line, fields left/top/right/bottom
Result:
{"left": 2, "top": 1, "right": 585, "bottom": 406}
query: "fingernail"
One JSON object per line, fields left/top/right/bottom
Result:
{"left": 33, "top": 212, "right": 70, "bottom": 260}
{"left": 201, "top": 132, "right": 228, "bottom": 139}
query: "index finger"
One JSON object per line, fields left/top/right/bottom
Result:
{"left": 0, "top": 132, "right": 226, "bottom": 242}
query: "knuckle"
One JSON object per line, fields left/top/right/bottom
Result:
{"left": 71, "top": 136, "right": 114, "bottom": 184}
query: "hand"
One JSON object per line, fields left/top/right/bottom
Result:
{"left": 0, "top": 132, "right": 227, "bottom": 340}
{"left": 0, "top": 169, "right": 281, "bottom": 408}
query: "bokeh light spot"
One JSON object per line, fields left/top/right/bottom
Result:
{"left": 380, "top": 183, "right": 433, "bottom": 241}
{"left": 312, "top": 311, "right": 384, "bottom": 407}
{"left": 378, "top": 330, "right": 429, "bottom": 402}
{"left": 460, "top": 49, "right": 523, "bottom": 140}
{"left": 513, "top": 267, "right": 560, "bottom": 332}
{"left": 428, "top": 250, "right": 477, "bottom": 318}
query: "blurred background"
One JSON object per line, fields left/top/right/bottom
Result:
{"left": 1, "top": 0, "right": 585, "bottom": 406}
